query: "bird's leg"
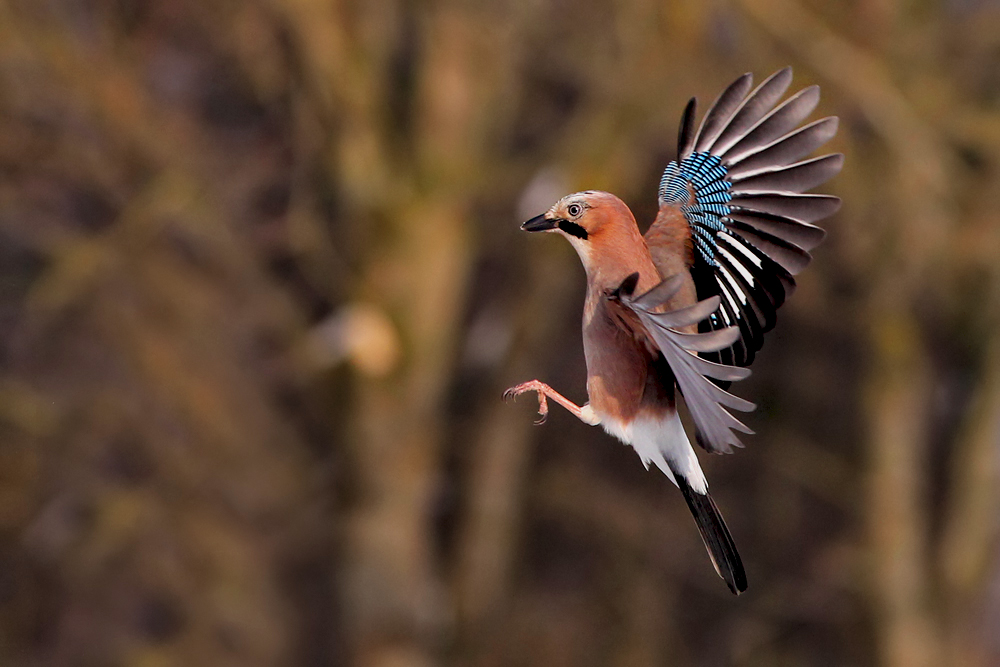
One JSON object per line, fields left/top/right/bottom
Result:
{"left": 503, "top": 380, "right": 600, "bottom": 426}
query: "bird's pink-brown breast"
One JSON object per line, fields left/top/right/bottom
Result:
{"left": 583, "top": 293, "right": 651, "bottom": 423}
{"left": 579, "top": 207, "right": 681, "bottom": 424}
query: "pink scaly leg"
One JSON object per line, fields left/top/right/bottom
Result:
{"left": 503, "top": 380, "right": 600, "bottom": 426}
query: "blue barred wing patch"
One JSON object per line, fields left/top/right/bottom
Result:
{"left": 658, "top": 151, "right": 732, "bottom": 267}
{"left": 647, "top": 69, "right": 841, "bottom": 373}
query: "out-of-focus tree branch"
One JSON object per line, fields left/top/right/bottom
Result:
{"left": 865, "top": 298, "right": 940, "bottom": 667}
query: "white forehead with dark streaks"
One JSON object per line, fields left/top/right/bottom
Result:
{"left": 549, "top": 191, "right": 600, "bottom": 215}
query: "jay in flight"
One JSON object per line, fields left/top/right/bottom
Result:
{"left": 505, "top": 69, "right": 842, "bottom": 594}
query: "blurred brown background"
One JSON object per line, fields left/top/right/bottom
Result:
{"left": 0, "top": 0, "right": 998, "bottom": 665}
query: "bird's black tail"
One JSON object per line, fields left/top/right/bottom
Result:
{"left": 676, "top": 476, "right": 747, "bottom": 595}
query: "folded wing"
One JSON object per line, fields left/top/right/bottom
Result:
{"left": 609, "top": 274, "right": 755, "bottom": 454}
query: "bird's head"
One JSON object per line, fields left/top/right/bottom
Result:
{"left": 521, "top": 191, "right": 643, "bottom": 279}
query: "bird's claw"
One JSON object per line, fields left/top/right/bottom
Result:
{"left": 533, "top": 392, "right": 549, "bottom": 425}
{"left": 504, "top": 380, "right": 549, "bottom": 425}
{"left": 503, "top": 380, "right": 535, "bottom": 402}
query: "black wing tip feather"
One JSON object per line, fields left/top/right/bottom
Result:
{"left": 676, "top": 476, "right": 748, "bottom": 595}
{"left": 678, "top": 97, "right": 697, "bottom": 158}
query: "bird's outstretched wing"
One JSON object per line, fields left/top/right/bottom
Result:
{"left": 645, "top": 68, "right": 842, "bottom": 368}
{"left": 608, "top": 273, "right": 755, "bottom": 454}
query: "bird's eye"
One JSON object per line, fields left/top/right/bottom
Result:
{"left": 567, "top": 204, "right": 582, "bottom": 217}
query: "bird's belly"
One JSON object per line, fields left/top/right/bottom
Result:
{"left": 597, "top": 410, "right": 707, "bottom": 494}
{"left": 584, "top": 330, "right": 648, "bottom": 421}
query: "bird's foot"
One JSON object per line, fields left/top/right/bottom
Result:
{"left": 503, "top": 380, "right": 549, "bottom": 425}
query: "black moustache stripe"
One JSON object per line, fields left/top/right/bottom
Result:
{"left": 558, "top": 219, "right": 589, "bottom": 240}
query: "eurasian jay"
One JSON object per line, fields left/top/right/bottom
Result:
{"left": 506, "top": 69, "right": 842, "bottom": 594}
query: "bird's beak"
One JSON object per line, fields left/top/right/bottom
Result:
{"left": 521, "top": 214, "right": 557, "bottom": 232}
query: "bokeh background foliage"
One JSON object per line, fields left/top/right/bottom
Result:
{"left": 0, "top": 0, "right": 998, "bottom": 665}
